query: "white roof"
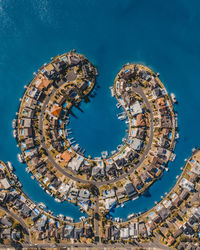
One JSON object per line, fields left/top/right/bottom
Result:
{"left": 1, "top": 178, "right": 11, "bottom": 189}
{"left": 120, "top": 227, "right": 129, "bottom": 238}
{"left": 179, "top": 178, "right": 194, "bottom": 192}
{"left": 130, "top": 138, "right": 143, "bottom": 151}
{"left": 130, "top": 101, "right": 143, "bottom": 116}
{"left": 68, "top": 155, "right": 83, "bottom": 171}
{"left": 191, "top": 161, "right": 200, "bottom": 175}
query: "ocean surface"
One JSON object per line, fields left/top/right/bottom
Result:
{"left": 0, "top": 0, "right": 200, "bottom": 220}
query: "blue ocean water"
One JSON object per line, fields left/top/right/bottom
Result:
{"left": 0, "top": 0, "right": 200, "bottom": 220}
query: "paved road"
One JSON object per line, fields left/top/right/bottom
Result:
{"left": 0, "top": 205, "right": 30, "bottom": 243}
{"left": 39, "top": 82, "right": 154, "bottom": 187}
{"left": 0, "top": 242, "right": 170, "bottom": 249}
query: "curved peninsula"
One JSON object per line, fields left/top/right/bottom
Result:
{"left": 11, "top": 50, "right": 185, "bottom": 248}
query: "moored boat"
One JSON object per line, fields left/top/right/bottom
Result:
{"left": 170, "top": 93, "right": 177, "bottom": 104}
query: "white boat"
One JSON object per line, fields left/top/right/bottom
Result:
{"left": 127, "top": 213, "right": 135, "bottom": 220}
{"left": 165, "top": 168, "right": 169, "bottom": 172}
{"left": 17, "top": 154, "right": 24, "bottom": 163}
{"left": 121, "top": 203, "right": 124, "bottom": 207}
{"left": 12, "top": 119, "right": 17, "bottom": 128}
{"left": 116, "top": 102, "right": 121, "bottom": 108}
{"left": 170, "top": 153, "right": 176, "bottom": 161}
{"left": 65, "top": 216, "right": 74, "bottom": 222}
{"left": 25, "top": 167, "right": 31, "bottom": 173}
{"left": 101, "top": 151, "right": 108, "bottom": 158}
{"left": 79, "top": 216, "right": 86, "bottom": 221}
{"left": 13, "top": 130, "right": 17, "bottom": 138}
{"left": 170, "top": 93, "right": 177, "bottom": 104}
{"left": 117, "top": 145, "right": 123, "bottom": 151}
{"left": 38, "top": 202, "right": 46, "bottom": 209}
{"left": 175, "top": 132, "right": 179, "bottom": 139}
{"left": 55, "top": 198, "right": 61, "bottom": 202}
{"left": 110, "top": 87, "right": 114, "bottom": 97}
{"left": 6, "top": 161, "right": 13, "bottom": 171}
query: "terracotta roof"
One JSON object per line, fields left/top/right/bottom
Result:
{"left": 51, "top": 104, "right": 62, "bottom": 117}
{"left": 136, "top": 114, "right": 146, "bottom": 126}
{"left": 34, "top": 74, "right": 51, "bottom": 90}
{"left": 60, "top": 150, "right": 72, "bottom": 163}
{"left": 156, "top": 97, "right": 166, "bottom": 109}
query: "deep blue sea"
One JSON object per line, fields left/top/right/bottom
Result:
{"left": 0, "top": 0, "right": 200, "bottom": 220}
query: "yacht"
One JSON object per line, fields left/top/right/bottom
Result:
{"left": 170, "top": 93, "right": 177, "bottom": 104}
{"left": 13, "top": 130, "right": 17, "bottom": 138}
{"left": 12, "top": 119, "right": 17, "bottom": 128}
{"left": 110, "top": 86, "right": 114, "bottom": 97}
{"left": 17, "top": 154, "right": 24, "bottom": 163}
{"left": 6, "top": 161, "right": 13, "bottom": 171}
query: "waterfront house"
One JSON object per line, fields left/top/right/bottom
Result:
{"left": 23, "top": 128, "right": 33, "bottom": 139}
{"left": 136, "top": 114, "right": 146, "bottom": 127}
{"left": 24, "top": 138, "right": 34, "bottom": 150}
{"left": 58, "top": 183, "right": 70, "bottom": 195}
{"left": 152, "top": 87, "right": 162, "bottom": 99}
{"left": 140, "top": 172, "right": 152, "bottom": 184}
{"left": 20, "top": 118, "right": 31, "bottom": 128}
{"left": 115, "top": 157, "right": 127, "bottom": 169}
{"left": 68, "top": 155, "right": 84, "bottom": 172}
{"left": 53, "top": 60, "right": 67, "bottom": 72}
{"left": 51, "top": 104, "right": 62, "bottom": 117}
{"left": 125, "top": 183, "right": 137, "bottom": 199}
{"left": 60, "top": 150, "right": 73, "bottom": 164}
{"left": 162, "top": 199, "right": 174, "bottom": 210}
{"left": 34, "top": 73, "right": 51, "bottom": 91}
{"left": 138, "top": 70, "right": 151, "bottom": 81}
{"left": 150, "top": 212, "right": 162, "bottom": 224}
{"left": 21, "top": 107, "right": 35, "bottom": 119}
{"left": 0, "top": 178, "right": 11, "bottom": 189}
{"left": 179, "top": 189, "right": 190, "bottom": 201}
{"left": 130, "top": 101, "right": 143, "bottom": 116}
{"left": 129, "top": 222, "right": 139, "bottom": 238}
{"left": 191, "top": 161, "right": 200, "bottom": 175}
{"left": 78, "top": 81, "right": 89, "bottom": 91}
{"left": 156, "top": 206, "right": 170, "bottom": 220}
{"left": 24, "top": 97, "right": 37, "bottom": 110}
{"left": 105, "top": 163, "right": 118, "bottom": 177}
{"left": 138, "top": 222, "right": 148, "bottom": 238}
{"left": 129, "top": 138, "right": 143, "bottom": 151}
{"left": 56, "top": 95, "right": 66, "bottom": 106}
{"left": 105, "top": 197, "right": 116, "bottom": 210}
{"left": 120, "top": 227, "right": 129, "bottom": 239}
{"left": 156, "top": 97, "right": 166, "bottom": 110}
{"left": 149, "top": 77, "right": 159, "bottom": 89}
{"left": 171, "top": 192, "right": 182, "bottom": 207}
{"left": 179, "top": 178, "right": 195, "bottom": 192}
{"left": 28, "top": 87, "right": 42, "bottom": 100}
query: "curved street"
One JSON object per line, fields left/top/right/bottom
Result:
{"left": 39, "top": 81, "right": 154, "bottom": 187}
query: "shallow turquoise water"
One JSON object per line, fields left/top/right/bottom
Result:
{"left": 0, "top": 0, "right": 200, "bottom": 220}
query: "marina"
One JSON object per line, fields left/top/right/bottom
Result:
{"left": 0, "top": 0, "right": 199, "bottom": 240}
